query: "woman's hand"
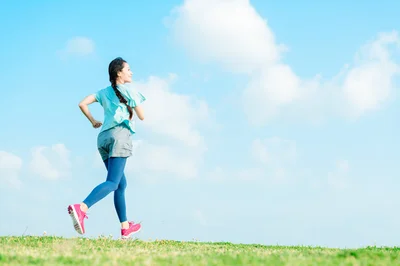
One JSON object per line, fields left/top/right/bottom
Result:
{"left": 91, "top": 120, "right": 102, "bottom": 128}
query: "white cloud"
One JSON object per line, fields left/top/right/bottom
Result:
{"left": 244, "top": 31, "right": 400, "bottom": 124}
{"left": 0, "top": 151, "right": 22, "bottom": 188}
{"left": 29, "top": 144, "right": 71, "bottom": 180}
{"left": 133, "top": 75, "right": 210, "bottom": 148}
{"left": 169, "top": 0, "right": 400, "bottom": 124}
{"left": 243, "top": 65, "right": 308, "bottom": 125}
{"left": 340, "top": 32, "right": 400, "bottom": 117}
{"left": 59, "top": 36, "right": 95, "bottom": 57}
{"left": 168, "top": 0, "right": 282, "bottom": 73}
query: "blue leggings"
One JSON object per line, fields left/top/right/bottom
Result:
{"left": 83, "top": 157, "right": 128, "bottom": 223}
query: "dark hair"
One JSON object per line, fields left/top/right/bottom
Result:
{"left": 108, "top": 57, "right": 133, "bottom": 119}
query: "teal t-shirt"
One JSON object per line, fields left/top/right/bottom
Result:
{"left": 93, "top": 83, "right": 146, "bottom": 134}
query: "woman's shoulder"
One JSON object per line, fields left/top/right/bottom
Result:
{"left": 96, "top": 85, "right": 114, "bottom": 95}
{"left": 117, "top": 83, "right": 137, "bottom": 97}
{"left": 117, "top": 82, "right": 134, "bottom": 91}
{"left": 117, "top": 83, "right": 146, "bottom": 107}
{"left": 93, "top": 86, "right": 116, "bottom": 103}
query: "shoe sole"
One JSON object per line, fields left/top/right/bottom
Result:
{"left": 68, "top": 205, "right": 84, "bottom": 235}
{"left": 121, "top": 226, "right": 142, "bottom": 240}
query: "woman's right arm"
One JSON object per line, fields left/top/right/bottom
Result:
{"left": 78, "top": 94, "right": 103, "bottom": 128}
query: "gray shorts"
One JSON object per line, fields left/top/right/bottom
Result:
{"left": 97, "top": 124, "right": 133, "bottom": 161}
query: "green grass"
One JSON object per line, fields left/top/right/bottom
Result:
{"left": 0, "top": 236, "right": 399, "bottom": 265}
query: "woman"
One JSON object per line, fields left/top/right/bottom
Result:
{"left": 68, "top": 57, "right": 146, "bottom": 239}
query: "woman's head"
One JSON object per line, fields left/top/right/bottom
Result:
{"left": 108, "top": 57, "right": 134, "bottom": 119}
{"left": 108, "top": 57, "right": 132, "bottom": 85}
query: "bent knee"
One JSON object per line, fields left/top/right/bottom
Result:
{"left": 107, "top": 181, "right": 119, "bottom": 192}
{"left": 117, "top": 182, "right": 127, "bottom": 191}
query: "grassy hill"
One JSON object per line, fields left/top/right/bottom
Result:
{"left": 1, "top": 236, "right": 399, "bottom": 265}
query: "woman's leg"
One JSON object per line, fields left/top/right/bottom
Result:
{"left": 115, "top": 174, "right": 128, "bottom": 227}
{"left": 100, "top": 158, "right": 140, "bottom": 237}
{"left": 81, "top": 157, "right": 127, "bottom": 209}
{"left": 101, "top": 158, "right": 129, "bottom": 228}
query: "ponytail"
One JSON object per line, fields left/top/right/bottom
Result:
{"left": 111, "top": 80, "right": 133, "bottom": 120}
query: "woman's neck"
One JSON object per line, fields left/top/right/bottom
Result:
{"left": 116, "top": 78, "right": 125, "bottom": 85}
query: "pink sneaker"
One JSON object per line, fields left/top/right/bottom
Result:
{"left": 67, "top": 204, "right": 88, "bottom": 234}
{"left": 121, "top": 221, "right": 141, "bottom": 239}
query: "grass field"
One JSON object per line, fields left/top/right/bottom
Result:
{"left": 0, "top": 236, "right": 399, "bottom": 265}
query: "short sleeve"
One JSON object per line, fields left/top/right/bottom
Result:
{"left": 129, "top": 91, "right": 146, "bottom": 107}
{"left": 93, "top": 91, "right": 102, "bottom": 104}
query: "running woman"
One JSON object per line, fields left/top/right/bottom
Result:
{"left": 67, "top": 57, "right": 146, "bottom": 239}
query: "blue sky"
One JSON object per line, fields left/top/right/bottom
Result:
{"left": 1, "top": 0, "right": 400, "bottom": 248}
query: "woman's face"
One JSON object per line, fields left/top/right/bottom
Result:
{"left": 118, "top": 62, "right": 133, "bottom": 83}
